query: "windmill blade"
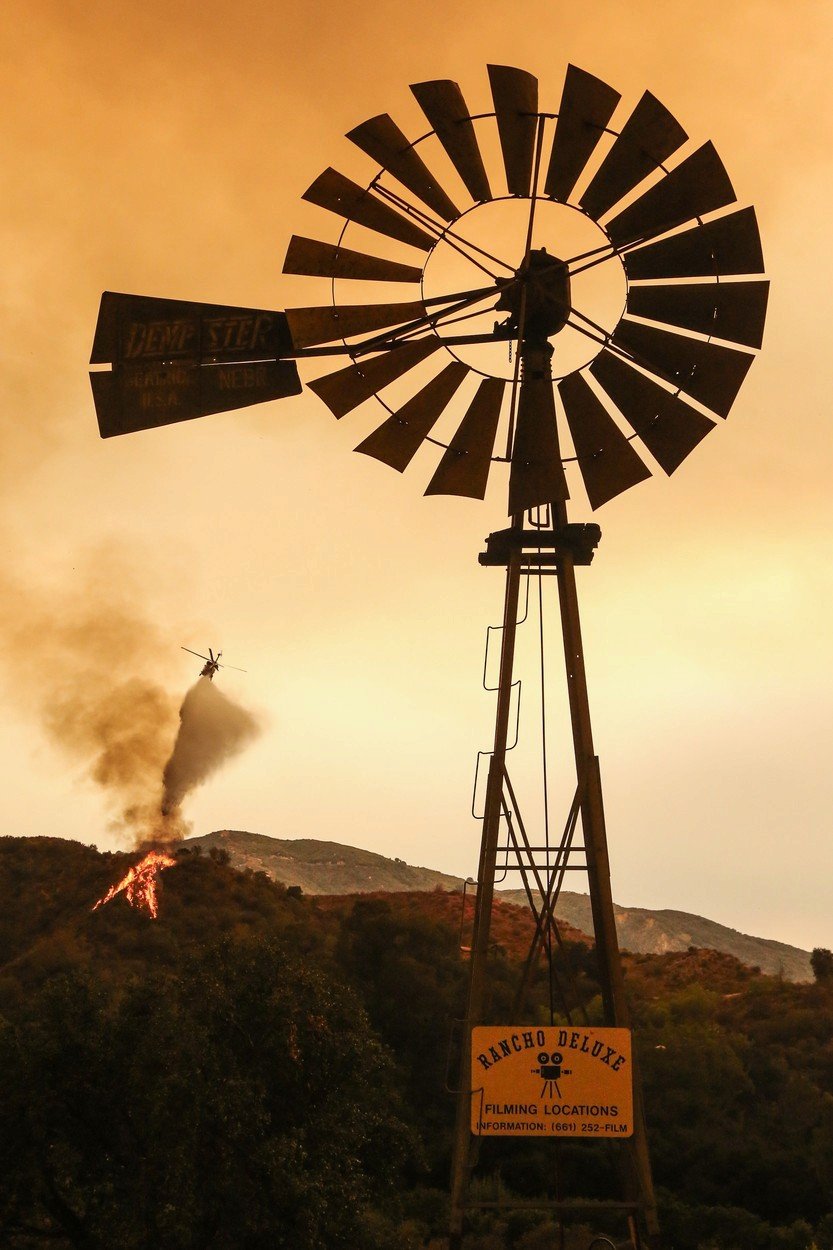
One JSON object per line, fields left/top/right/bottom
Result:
{"left": 589, "top": 349, "right": 715, "bottom": 474}
{"left": 92, "top": 359, "right": 301, "bottom": 438}
{"left": 558, "top": 373, "right": 651, "bottom": 509}
{"left": 286, "top": 300, "right": 426, "bottom": 349}
{"left": 302, "top": 168, "right": 435, "bottom": 251}
{"left": 308, "top": 338, "right": 440, "bottom": 418}
{"left": 508, "top": 372, "right": 568, "bottom": 515}
{"left": 624, "top": 206, "right": 765, "bottom": 279}
{"left": 627, "top": 280, "right": 770, "bottom": 349}
{"left": 488, "top": 64, "right": 539, "bottom": 197}
{"left": 425, "top": 377, "right": 505, "bottom": 498}
{"left": 282, "top": 236, "right": 423, "bottom": 283}
{"left": 612, "top": 318, "right": 755, "bottom": 417}
{"left": 410, "top": 79, "right": 492, "bottom": 203}
{"left": 90, "top": 292, "right": 294, "bottom": 366}
{"left": 347, "top": 113, "right": 459, "bottom": 220}
{"left": 544, "top": 65, "right": 621, "bottom": 203}
{"left": 605, "top": 143, "right": 736, "bottom": 249}
{"left": 580, "top": 91, "right": 688, "bottom": 221}
{"left": 355, "top": 362, "right": 469, "bottom": 471}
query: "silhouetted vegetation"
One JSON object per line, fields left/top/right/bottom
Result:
{"left": 811, "top": 947, "right": 833, "bottom": 983}
{"left": 1, "top": 836, "right": 831, "bottom": 1249}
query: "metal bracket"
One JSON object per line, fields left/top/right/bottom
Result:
{"left": 479, "top": 523, "right": 602, "bottom": 568}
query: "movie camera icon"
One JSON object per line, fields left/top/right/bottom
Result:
{"left": 531, "top": 1050, "right": 571, "bottom": 1098}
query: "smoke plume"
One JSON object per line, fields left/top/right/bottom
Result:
{"left": 0, "top": 550, "right": 260, "bottom": 846}
{"left": 161, "top": 676, "right": 260, "bottom": 816}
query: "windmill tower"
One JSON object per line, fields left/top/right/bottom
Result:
{"left": 90, "top": 63, "right": 767, "bottom": 1249}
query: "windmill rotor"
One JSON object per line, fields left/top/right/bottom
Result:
{"left": 279, "top": 63, "right": 767, "bottom": 513}
{"left": 91, "top": 62, "right": 767, "bottom": 517}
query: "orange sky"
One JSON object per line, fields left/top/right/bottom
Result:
{"left": 2, "top": 0, "right": 832, "bottom": 951}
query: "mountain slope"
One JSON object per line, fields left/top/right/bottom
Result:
{"left": 190, "top": 830, "right": 813, "bottom": 982}
{"left": 500, "top": 889, "right": 812, "bottom": 983}
{"left": 188, "top": 829, "right": 462, "bottom": 893}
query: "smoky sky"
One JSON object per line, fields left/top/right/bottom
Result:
{"left": 0, "top": 1, "right": 832, "bottom": 949}
{"left": 0, "top": 555, "right": 181, "bottom": 841}
{"left": 0, "top": 552, "right": 260, "bottom": 846}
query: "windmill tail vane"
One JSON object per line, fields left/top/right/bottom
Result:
{"left": 89, "top": 62, "right": 768, "bottom": 1250}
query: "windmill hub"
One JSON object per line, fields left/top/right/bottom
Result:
{"left": 495, "top": 247, "right": 572, "bottom": 345}
{"left": 418, "top": 199, "right": 624, "bottom": 379}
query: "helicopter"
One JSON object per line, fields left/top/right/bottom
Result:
{"left": 181, "top": 646, "right": 246, "bottom": 681}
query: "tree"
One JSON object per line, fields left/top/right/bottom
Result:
{"left": 0, "top": 937, "right": 416, "bottom": 1249}
{"left": 811, "top": 948, "right": 833, "bottom": 983}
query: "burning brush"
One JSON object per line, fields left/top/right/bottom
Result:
{"left": 91, "top": 670, "right": 260, "bottom": 919}
{"left": 93, "top": 849, "right": 176, "bottom": 920}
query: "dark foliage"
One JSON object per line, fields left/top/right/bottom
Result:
{"left": 812, "top": 948, "right": 833, "bottom": 983}
{"left": 0, "top": 837, "right": 831, "bottom": 1249}
{"left": 0, "top": 936, "right": 416, "bottom": 1249}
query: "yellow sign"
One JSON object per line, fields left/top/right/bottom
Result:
{"left": 471, "top": 1025, "right": 633, "bottom": 1138}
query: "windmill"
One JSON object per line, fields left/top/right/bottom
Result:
{"left": 89, "top": 64, "right": 767, "bottom": 1249}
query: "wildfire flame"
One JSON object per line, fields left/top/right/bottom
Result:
{"left": 92, "top": 849, "right": 177, "bottom": 920}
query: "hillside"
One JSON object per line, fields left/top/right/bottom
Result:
{"left": 313, "top": 887, "right": 590, "bottom": 959}
{"left": 191, "top": 830, "right": 813, "bottom": 981}
{"left": 189, "top": 829, "right": 462, "bottom": 893}
{"left": 1, "top": 834, "right": 832, "bottom": 1250}
{"left": 500, "top": 889, "right": 813, "bottom": 982}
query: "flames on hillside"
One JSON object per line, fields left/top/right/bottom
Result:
{"left": 91, "top": 676, "right": 261, "bottom": 919}
{"left": 0, "top": 551, "right": 262, "bottom": 922}
{"left": 93, "top": 849, "right": 177, "bottom": 919}
{"left": 91, "top": 674, "right": 259, "bottom": 919}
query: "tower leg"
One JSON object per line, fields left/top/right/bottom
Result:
{"left": 449, "top": 545, "right": 523, "bottom": 1247}
{"left": 553, "top": 527, "right": 660, "bottom": 1246}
